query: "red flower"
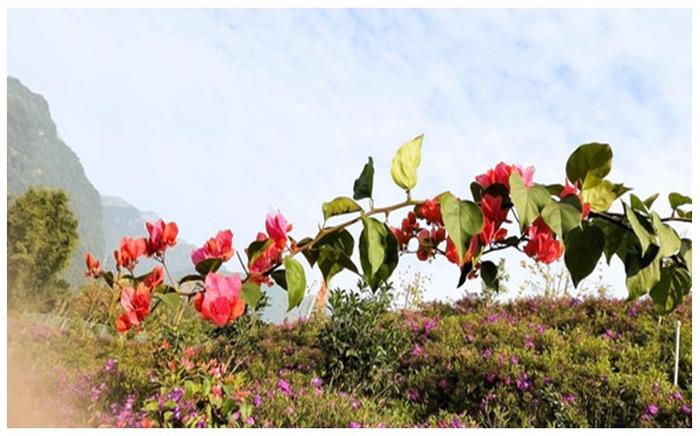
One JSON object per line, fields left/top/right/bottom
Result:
{"left": 445, "top": 235, "right": 480, "bottom": 266}
{"left": 115, "top": 285, "right": 151, "bottom": 333}
{"left": 114, "top": 237, "right": 147, "bottom": 270}
{"left": 194, "top": 272, "right": 245, "bottom": 326}
{"left": 480, "top": 218, "right": 507, "bottom": 245}
{"left": 191, "top": 230, "right": 234, "bottom": 266}
{"left": 476, "top": 162, "right": 535, "bottom": 190}
{"left": 480, "top": 194, "right": 509, "bottom": 223}
{"left": 247, "top": 232, "right": 282, "bottom": 285}
{"left": 146, "top": 219, "right": 178, "bottom": 257}
{"left": 418, "top": 197, "right": 443, "bottom": 225}
{"left": 524, "top": 218, "right": 563, "bottom": 264}
{"left": 84, "top": 252, "right": 101, "bottom": 278}
{"left": 143, "top": 265, "right": 164, "bottom": 290}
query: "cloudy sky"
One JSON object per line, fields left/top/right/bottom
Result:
{"left": 7, "top": 9, "right": 691, "bottom": 302}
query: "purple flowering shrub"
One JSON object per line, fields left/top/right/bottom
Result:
{"left": 8, "top": 293, "right": 692, "bottom": 428}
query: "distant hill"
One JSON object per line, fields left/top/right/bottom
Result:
{"left": 7, "top": 76, "right": 105, "bottom": 285}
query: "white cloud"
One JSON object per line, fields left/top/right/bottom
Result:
{"left": 7, "top": 9, "right": 691, "bottom": 302}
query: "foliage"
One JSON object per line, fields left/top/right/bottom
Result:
{"left": 319, "top": 281, "right": 411, "bottom": 396}
{"left": 8, "top": 293, "right": 691, "bottom": 428}
{"left": 8, "top": 188, "right": 79, "bottom": 310}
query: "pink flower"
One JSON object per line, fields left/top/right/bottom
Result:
{"left": 266, "top": 211, "right": 292, "bottom": 249}
{"left": 145, "top": 219, "right": 178, "bottom": 257}
{"left": 116, "top": 285, "right": 151, "bottom": 333}
{"left": 476, "top": 162, "right": 535, "bottom": 190}
{"left": 193, "top": 272, "right": 245, "bottom": 326}
{"left": 143, "top": 265, "right": 164, "bottom": 291}
{"left": 247, "top": 232, "right": 283, "bottom": 285}
{"left": 191, "top": 230, "right": 234, "bottom": 265}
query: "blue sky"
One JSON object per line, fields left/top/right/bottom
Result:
{"left": 7, "top": 9, "right": 691, "bottom": 302}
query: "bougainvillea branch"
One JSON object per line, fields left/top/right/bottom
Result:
{"left": 84, "top": 135, "right": 692, "bottom": 334}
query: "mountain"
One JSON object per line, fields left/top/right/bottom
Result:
{"left": 101, "top": 195, "right": 202, "bottom": 279}
{"left": 7, "top": 76, "right": 105, "bottom": 285}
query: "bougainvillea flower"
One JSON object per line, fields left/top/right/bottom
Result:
{"left": 114, "top": 237, "right": 147, "bottom": 270}
{"left": 480, "top": 194, "right": 509, "bottom": 223}
{"left": 418, "top": 197, "right": 443, "bottom": 225}
{"left": 247, "top": 232, "right": 282, "bottom": 285}
{"left": 84, "top": 252, "right": 102, "bottom": 278}
{"left": 446, "top": 235, "right": 480, "bottom": 266}
{"left": 266, "top": 211, "right": 292, "bottom": 249}
{"left": 193, "top": 272, "right": 245, "bottom": 326}
{"left": 116, "top": 285, "right": 152, "bottom": 333}
{"left": 191, "top": 230, "right": 234, "bottom": 266}
{"left": 524, "top": 218, "right": 563, "bottom": 264}
{"left": 480, "top": 217, "right": 508, "bottom": 246}
{"left": 476, "top": 162, "right": 535, "bottom": 190}
{"left": 146, "top": 219, "right": 179, "bottom": 257}
{"left": 143, "top": 265, "right": 164, "bottom": 290}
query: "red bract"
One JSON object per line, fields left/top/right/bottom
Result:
{"left": 116, "top": 285, "right": 151, "bottom": 333}
{"left": 114, "top": 237, "right": 147, "bottom": 270}
{"left": 479, "top": 194, "right": 509, "bottom": 245}
{"left": 446, "top": 235, "right": 480, "bottom": 266}
{"left": 418, "top": 197, "right": 443, "bottom": 225}
{"left": 266, "top": 211, "right": 292, "bottom": 249}
{"left": 146, "top": 219, "right": 178, "bottom": 257}
{"left": 480, "top": 218, "right": 507, "bottom": 245}
{"left": 143, "top": 265, "right": 164, "bottom": 290}
{"left": 84, "top": 252, "right": 101, "bottom": 278}
{"left": 524, "top": 218, "right": 563, "bottom": 264}
{"left": 560, "top": 180, "right": 591, "bottom": 219}
{"left": 247, "top": 232, "right": 282, "bottom": 285}
{"left": 476, "top": 162, "right": 535, "bottom": 190}
{"left": 193, "top": 272, "right": 245, "bottom": 326}
{"left": 191, "top": 230, "right": 234, "bottom": 266}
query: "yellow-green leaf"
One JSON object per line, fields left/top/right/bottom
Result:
{"left": 390, "top": 134, "right": 423, "bottom": 191}
{"left": 322, "top": 196, "right": 362, "bottom": 221}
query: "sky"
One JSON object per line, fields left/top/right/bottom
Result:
{"left": 7, "top": 9, "right": 692, "bottom": 304}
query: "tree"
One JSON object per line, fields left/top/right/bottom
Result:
{"left": 8, "top": 188, "right": 79, "bottom": 310}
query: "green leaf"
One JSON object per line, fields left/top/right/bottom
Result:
{"left": 625, "top": 250, "right": 661, "bottom": 300}
{"left": 178, "top": 274, "right": 203, "bottom": 285}
{"left": 509, "top": 172, "right": 551, "bottom": 229}
{"left": 440, "top": 192, "right": 483, "bottom": 264}
{"left": 649, "top": 267, "right": 691, "bottom": 314}
{"left": 651, "top": 212, "right": 681, "bottom": 258}
{"left": 317, "top": 245, "right": 358, "bottom": 283}
{"left": 643, "top": 193, "right": 659, "bottom": 209}
{"left": 480, "top": 260, "right": 499, "bottom": 291}
{"left": 624, "top": 203, "right": 657, "bottom": 256}
{"left": 359, "top": 217, "right": 399, "bottom": 290}
{"left": 247, "top": 239, "right": 273, "bottom": 265}
{"left": 155, "top": 292, "right": 181, "bottom": 308}
{"left": 322, "top": 196, "right": 362, "bottom": 221}
{"left": 470, "top": 182, "right": 484, "bottom": 202}
{"left": 546, "top": 184, "right": 565, "bottom": 197}
{"left": 284, "top": 257, "right": 306, "bottom": 310}
{"left": 565, "top": 143, "right": 612, "bottom": 185}
{"left": 241, "top": 282, "right": 261, "bottom": 309}
{"left": 680, "top": 239, "right": 692, "bottom": 273}
{"left": 271, "top": 269, "right": 287, "bottom": 290}
{"left": 591, "top": 218, "right": 626, "bottom": 264}
{"left": 541, "top": 201, "right": 581, "bottom": 239}
{"left": 195, "top": 258, "right": 223, "bottom": 276}
{"left": 353, "top": 157, "right": 375, "bottom": 200}
{"left": 101, "top": 271, "right": 114, "bottom": 288}
{"left": 564, "top": 224, "right": 605, "bottom": 288}
{"left": 581, "top": 176, "right": 630, "bottom": 212}
{"left": 629, "top": 194, "right": 649, "bottom": 215}
{"left": 390, "top": 134, "right": 423, "bottom": 191}
{"left": 669, "top": 192, "right": 692, "bottom": 210}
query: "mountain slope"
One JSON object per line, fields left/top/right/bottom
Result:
{"left": 7, "top": 76, "right": 105, "bottom": 285}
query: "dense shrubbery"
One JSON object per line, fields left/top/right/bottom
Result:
{"left": 8, "top": 284, "right": 692, "bottom": 428}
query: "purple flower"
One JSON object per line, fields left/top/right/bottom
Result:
{"left": 516, "top": 373, "right": 531, "bottom": 391}
{"left": 349, "top": 422, "right": 362, "bottom": 428}
{"left": 311, "top": 377, "right": 322, "bottom": 388}
{"left": 277, "top": 379, "right": 293, "bottom": 397}
{"left": 253, "top": 394, "right": 262, "bottom": 407}
{"left": 482, "top": 349, "right": 492, "bottom": 360}
{"left": 407, "top": 389, "right": 420, "bottom": 401}
{"left": 411, "top": 344, "right": 423, "bottom": 357}
{"left": 438, "top": 379, "right": 449, "bottom": 389}
{"left": 681, "top": 404, "right": 691, "bottom": 415}
{"left": 672, "top": 391, "right": 683, "bottom": 401}
{"left": 197, "top": 419, "right": 207, "bottom": 428}
{"left": 103, "top": 358, "right": 117, "bottom": 373}
{"left": 486, "top": 373, "right": 497, "bottom": 383}
{"left": 466, "top": 334, "right": 475, "bottom": 343}
{"left": 562, "top": 393, "right": 576, "bottom": 404}
{"left": 510, "top": 355, "right": 519, "bottom": 366}
{"left": 524, "top": 335, "right": 534, "bottom": 349}
{"left": 646, "top": 404, "right": 658, "bottom": 416}
{"left": 244, "top": 416, "right": 255, "bottom": 426}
